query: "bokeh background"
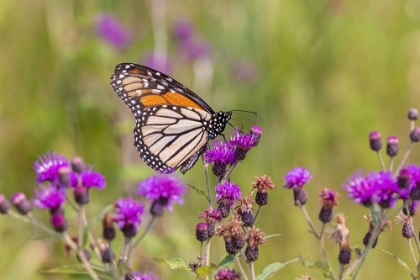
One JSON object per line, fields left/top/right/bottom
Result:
{"left": 1, "top": 0, "right": 420, "bottom": 279}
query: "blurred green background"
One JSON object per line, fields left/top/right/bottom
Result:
{"left": 1, "top": 0, "right": 420, "bottom": 279}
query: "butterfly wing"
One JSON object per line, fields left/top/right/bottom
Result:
{"left": 110, "top": 63, "right": 214, "bottom": 173}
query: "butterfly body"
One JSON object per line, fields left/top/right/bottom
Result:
{"left": 110, "top": 63, "right": 231, "bottom": 174}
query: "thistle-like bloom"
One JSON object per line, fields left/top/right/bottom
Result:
{"left": 173, "top": 20, "right": 194, "bottom": 41}
{"left": 127, "top": 271, "right": 159, "bottom": 280}
{"left": 283, "top": 167, "right": 312, "bottom": 189}
{"left": 113, "top": 198, "right": 144, "bottom": 238}
{"left": 70, "top": 168, "right": 106, "bottom": 189}
{"left": 199, "top": 208, "right": 223, "bottom": 224}
{"left": 229, "top": 128, "right": 255, "bottom": 161}
{"left": 319, "top": 189, "right": 339, "bottom": 223}
{"left": 204, "top": 140, "right": 236, "bottom": 165}
{"left": 96, "top": 14, "right": 131, "bottom": 50}
{"left": 33, "top": 152, "right": 70, "bottom": 185}
{"left": 343, "top": 170, "right": 376, "bottom": 207}
{"left": 138, "top": 174, "right": 186, "bottom": 212}
{"left": 216, "top": 182, "right": 242, "bottom": 206}
{"left": 252, "top": 174, "right": 276, "bottom": 206}
{"left": 250, "top": 125, "right": 263, "bottom": 146}
{"left": 215, "top": 268, "right": 241, "bottom": 280}
{"left": 407, "top": 164, "right": 420, "bottom": 200}
{"left": 33, "top": 185, "right": 66, "bottom": 212}
{"left": 374, "top": 171, "right": 399, "bottom": 208}
{"left": 245, "top": 227, "right": 266, "bottom": 262}
{"left": 204, "top": 140, "right": 236, "bottom": 176}
{"left": 144, "top": 52, "right": 171, "bottom": 74}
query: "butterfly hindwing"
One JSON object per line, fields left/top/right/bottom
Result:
{"left": 133, "top": 105, "right": 210, "bottom": 173}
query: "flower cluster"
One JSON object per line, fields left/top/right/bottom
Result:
{"left": 204, "top": 126, "right": 262, "bottom": 177}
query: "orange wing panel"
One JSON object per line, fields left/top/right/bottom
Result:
{"left": 140, "top": 92, "right": 205, "bottom": 110}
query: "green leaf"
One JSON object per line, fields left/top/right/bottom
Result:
{"left": 196, "top": 265, "right": 217, "bottom": 278}
{"left": 82, "top": 204, "right": 113, "bottom": 247}
{"left": 265, "top": 234, "right": 281, "bottom": 239}
{"left": 256, "top": 259, "right": 300, "bottom": 280}
{"left": 188, "top": 184, "right": 210, "bottom": 203}
{"left": 217, "top": 255, "right": 235, "bottom": 268}
{"left": 299, "top": 256, "right": 330, "bottom": 278}
{"left": 376, "top": 248, "right": 417, "bottom": 279}
{"left": 152, "top": 257, "right": 190, "bottom": 270}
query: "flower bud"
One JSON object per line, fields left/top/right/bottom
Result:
{"left": 244, "top": 245, "right": 259, "bottom": 262}
{"left": 11, "top": 192, "right": 32, "bottom": 215}
{"left": 293, "top": 188, "right": 307, "bottom": 206}
{"left": 51, "top": 213, "right": 67, "bottom": 233}
{"left": 402, "top": 222, "right": 414, "bottom": 239}
{"left": 410, "top": 127, "right": 420, "bottom": 142}
{"left": 398, "top": 169, "right": 411, "bottom": 189}
{"left": 408, "top": 108, "right": 418, "bottom": 121}
{"left": 369, "top": 131, "right": 382, "bottom": 151}
{"left": 196, "top": 222, "right": 209, "bottom": 242}
{"left": 386, "top": 136, "right": 399, "bottom": 157}
{"left": 338, "top": 244, "right": 351, "bottom": 265}
{"left": 58, "top": 167, "right": 71, "bottom": 187}
{"left": 74, "top": 186, "right": 89, "bottom": 205}
{"left": 77, "top": 249, "right": 91, "bottom": 263}
{"left": 0, "top": 194, "right": 11, "bottom": 214}
{"left": 102, "top": 214, "right": 116, "bottom": 241}
{"left": 225, "top": 239, "right": 238, "bottom": 255}
{"left": 71, "top": 156, "right": 85, "bottom": 173}
{"left": 363, "top": 231, "right": 378, "bottom": 248}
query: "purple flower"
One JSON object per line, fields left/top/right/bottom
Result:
{"left": 229, "top": 128, "right": 255, "bottom": 161}
{"left": 173, "top": 20, "right": 195, "bottom": 41}
{"left": 113, "top": 198, "right": 144, "bottom": 230}
{"left": 215, "top": 182, "right": 242, "bottom": 206}
{"left": 138, "top": 174, "right": 186, "bottom": 211}
{"left": 70, "top": 168, "right": 106, "bottom": 190}
{"left": 96, "top": 14, "right": 131, "bottom": 50}
{"left": 250, "top": 125, "right": 263, "bottom": 146}
{"left": 144, "top": 52, "right": 171, "bottom": 74}
{"left": 231, "top": 60, "right": 258, "bottom": 85}
{"left": 407, "top": 164, "right": 420, "bottom": 186}
{"left": 284, "top": 167, "right": 313, "bottom": 189}
{"left": 343, "top": 170, "right": 376, "bottom": 206}
{"left": 129, "top": 271, "right": 159, "bottom": 280}
{"left": 180, "top": 38, "right": 212, "bottom": 60}
{"left": 373, "top": 171, "right": 399, "bottom": 208}
{"left": 199, "top": 208, "right": 223, "bottom": 223}
{"left": 204, "top": 140, "right": 236, "bottom": 165}
{"left": 33, "top": 185, "right": 66, "bottom": 211}
{"left": 215, "top": 268, "right": 241, "bottom": 280}
{"left": 33, "top": 152, "right": 70, "bottom": 184}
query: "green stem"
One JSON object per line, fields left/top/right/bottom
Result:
{"left": 376, "top": 151, "right": 386, "bottom": 171}
{"left": 299, "top": 205, "right": 320, "bottom": 239}
{"left": 252, "top": 205, "right": 262, "bottom": 226}
{"left": 234, "top": 255, "right": 249, "bottom": 280}
{"left": 63, "top": 232, "right": 99, "bottom": 280}
{"left": 394, "top": 141, "right": 414, "bottom": 177}
{"left": 128, "top": 217, "right": 156, "bottom": 259}
{"left": 319, "top": 223, "right": 335, "bottom": 280}
{"left": 248, "top": 262, "right": 255, "bottom": 280}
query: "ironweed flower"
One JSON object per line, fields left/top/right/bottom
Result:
{"left": 245, "top": 227, "right": 266, "bottom": 262}
{"left": 204, "top": 140, "right": 236, "bottom": 176}
{"left": 126, "top": 271, "right": 159, "bottom": 280}
{"left": 407, "top": 164, "right": 420, "bottom": 200}
{"left": 196, "top": 222, "right": 209, "bottom": 242}
{"left": 138, "top": 174, "right": 186, "bottom": 216}
{"left": 215, "top": 268, "right": 241, "bottom": 280}
{"left": 319, "top": 189, "right": 339, "bottom": 223}
{"left": 250, "top": 125, "right": 263, "bottom": 147}
{"left": 96, "top": 13, "right": 131, "bottom": 50}
{"left": 144, "top": 52, "right": 171, "bottom": 74}
{"left": 410, "top": 127, "right": 420, "bottom": 142}
{"left": 33, "top": 152, "right": 70, "bottom": 185}
{"left": 236, "top": 195, "right": 255, "bottom": 227}
{"left": 70, "top": 168, "right": 106, "bottom": 189}
{"left": 284, "top": 167, "right": 312, "bottom": 206}
{"left": 216, "top": 182, "right": 242, "bottom": 218}
{"left": 51, "top": 213, "right": 67, "bottom": 233}
{"left": 199, "top": 208, "right": 222, "bottom": 237}
{"left": 173, "top": 20, "right": 194, "bottom": 41}
{"left": 374, "top": 171, "right": 399, "bottom": 208}
{"left": 252, "top": 174, "right": 276, "bottom": 206}
{"left": 386, "top": 136, "right": 399, "bottom": 157}
{"left": 229, "top": 128, "right": 255, "bottom": 161}
{"left": 102, "top": 214, "right": 116, "bottom": 241}
{"left": 33, "top": 185, "right": 66, "bottom": 213}
{"left": 408, "top": 108, "right": 418, "bottom": 121}
{"left": 343, "top": 170, "right": 376, "bottom": 207}
{"left": 113, "top": 198, "right": 144, "bottom": 238}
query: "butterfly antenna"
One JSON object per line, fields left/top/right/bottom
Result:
{"left": 229, "top": 111, "right": 257, "bottom": 125}
{"left": 228, "top": 118, "right": 245, "bottom": 132}
{"left": 230, "top": 109, "right": 258, "bottom": 117}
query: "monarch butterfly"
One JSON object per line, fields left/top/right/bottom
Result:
{"left": 110, "top": 63, "right": 232, "bottom": 174}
